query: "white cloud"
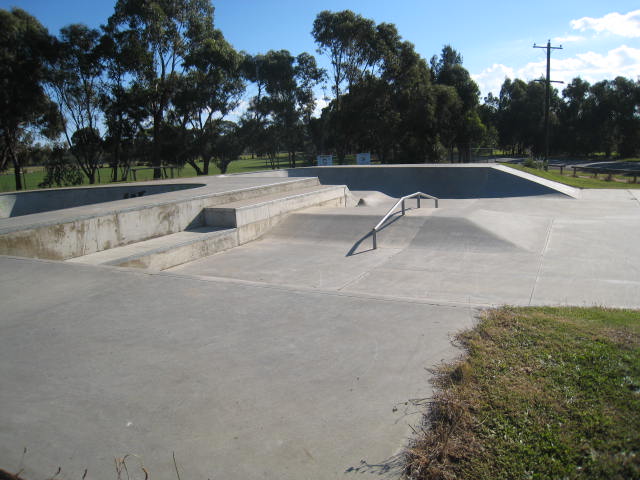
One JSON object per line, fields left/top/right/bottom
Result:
{"left": 570, "top": 9, "right": 640, "bottom": 38}
{"left": 471, "top": 63, "right": 514, "bottom": 99}
{"left": 227, "top": 99, "right": 250, "bottom": 122}
{"left": 473, "top": 45, "right": 640, "bottom": 98}
{"left": 313, "top": 96, "right": 329, "bottom": 118}
{"left": 553, "top": 35, "right": 585, "bottom": 43}
{"left": 542, "top": 45, "right": 640, "bottom": 84}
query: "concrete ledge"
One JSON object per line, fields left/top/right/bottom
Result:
{"left": 67, "top": 227, "right": 238, "bottom": 271}
{"left": 204, "top": 185, "right": 350, "bottom": 244}
{"left": 63, "top": 185, "right": 349, "bottom": 270}
{"left": 0, "top": 178, "right": 319, "bottom": 260}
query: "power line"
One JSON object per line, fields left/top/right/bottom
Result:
{"left": 533, "top": 40, "right": 563, "bottom": 168}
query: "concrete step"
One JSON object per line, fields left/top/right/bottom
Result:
{"left": 204, "top": 184, "right": 351, "bottom": 244}
{"left": 65, "top": 184, "right": 351, "bottom": 270}
{"left": 0, "top": 176, "right": 322, "bottom": 261}
{"left": 66, "top": 226, "right": 237, "bottom": 270}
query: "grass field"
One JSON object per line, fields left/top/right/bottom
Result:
{"left": 405, "top": 306, "right": 640, "bottom": 480}
{"left": 0, "top": 155, "right": 310, "bottom": 193}
{"left": 507, "top": 164, "right": 640, "bottom": 189}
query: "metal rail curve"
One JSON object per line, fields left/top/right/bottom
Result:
{"left": 371, "top": 192, "right": 439, "bottom": 249}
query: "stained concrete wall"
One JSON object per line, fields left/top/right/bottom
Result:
{"left": 0, "top": 178, "right": 321, "bottom": 260}
{"left": 0, "top": 183, "right": 205, "bottom": 218}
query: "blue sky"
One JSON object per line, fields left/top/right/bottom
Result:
{"left": 3, "top": 0, "right": 639, "bottom": 101}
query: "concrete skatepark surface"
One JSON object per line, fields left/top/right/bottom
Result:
{"left": 1, "top": 165, "right": 640, "bottom": 479}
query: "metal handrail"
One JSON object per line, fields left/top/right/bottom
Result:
{"left": 371, "top": 192, "right": 439, "bottom": 249}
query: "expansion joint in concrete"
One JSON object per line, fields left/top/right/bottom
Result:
{"left": 529, "top": 217, "right": 555, "bottom": 305}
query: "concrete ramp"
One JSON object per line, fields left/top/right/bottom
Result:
{"left": 264, "top": 205, "right": 551, "bottom": 254}
{"left": 266, "top": 211, "right": 428, "bottom": 249}
{"left": 408, "top": 216, "right": 521, "bottom": 252}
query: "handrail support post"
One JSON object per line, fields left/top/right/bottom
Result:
{"left": 370, "top": 191, "right": 440, "bottom": 252}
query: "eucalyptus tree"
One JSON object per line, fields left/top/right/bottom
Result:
{"left": 312, "top": 10, "right": 399, "bottom": 163}
{"left": 0, "top": 8, "right": 60, "bottom": 190}
{"left": 211, "top": 120, "right": 244, "bottom": 174}
{"left": 245, "top": 50, "right": 324, "bottom": 168}
{"left": 381, "top": 40, "right": 439, "bottom": 162}
{"left": 497, "top": 78, "right": 560, "bottom": 156}
{"left": 105, "top": 0, "right": 217, "bottom": 178}
{"left": 433, "top": 84, "right": 463, "bottom": 160}
{"left": 312, "top": 10, "right": 370, "bottom": 107}
{"left": 340, "top": 38, "right": 439, "bottom": 163}
{"left": 50, "top": 24, "right": 105, "bottom": 184}
{"left": 171, "top": 28, "right": 245, "bottom": 175}
{"left": 99, "top": 24, "right": 147, "bottom": 182}
{"left": 431, "top": 45, "right": 483, "bottom": 161}
{"left": 477, "top": 93, "right": 500, "bottom": 149}
{"left": 558, "top": 77, "right": 593, "bottom": 155}
{"left": 588, "top": 77, "right": 640, "bottom": 158}
{"left": 312, "top": 10, "right": 398, "bottom": 102}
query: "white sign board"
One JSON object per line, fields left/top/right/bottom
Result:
{"left": 356, "top": 153, "right": 371, "bottom": 165}
{"left": 316, "top": 155, "right": 333, "bottom": 166}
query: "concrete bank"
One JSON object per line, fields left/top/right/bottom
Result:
{"left": 238, "top": 164, "right": 580, "bottom": 199}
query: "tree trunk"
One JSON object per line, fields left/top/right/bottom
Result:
{"left": 203, "top": 158, "right": 210, "bottom": 175}
{"left": 13, "top": 160, "right": 23, "bottom": 191}
{"left": 120, "top": 165, "right": 130, "bottom": 182}
{"left": 9, "top": 142, "right": 22, "bottom": 191}
{"left": 187, "top": 159, "right": 204, "bottom": 175}
{"left": 152, "top": 113, "right": 163, "bottom": 179}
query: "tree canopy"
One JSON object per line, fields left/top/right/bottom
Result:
{"left": 2, "top": 3, "right": 640, "bottom": 192}
{"left": 0, "top": 8, "right": 60, "bottom": 190}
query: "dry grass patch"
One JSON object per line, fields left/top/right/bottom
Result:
{"left": 405, "top": 306, "right": 640, "bottom": 480}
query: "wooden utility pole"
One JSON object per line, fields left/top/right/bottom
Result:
{"left": 533, "top": 40, "right": 562, "bottom": 169}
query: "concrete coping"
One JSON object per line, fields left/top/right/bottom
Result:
{"left": 210, "top": 184, "right": 347, "bottom": 210}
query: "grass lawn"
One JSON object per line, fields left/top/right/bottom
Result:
{"left": 405, "top": 306, "right": 640, "bottom": 479}
{"left": 0, "top": 153, "right": 370, "bottom": 193}
{"left": 0, "top": 155, "right": 299, "bottom": 193}
{"left": 506, "top": 164, "right": 640, "bottom": 189}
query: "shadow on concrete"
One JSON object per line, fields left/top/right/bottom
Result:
{"left": 345, "top": 210, "right": 408, "bottom": 257}
{"left": 285, "top": 166, "right": 569, "bottom": 199}
{"left": 344, "top": 453, "right": 405, "bottom": 476}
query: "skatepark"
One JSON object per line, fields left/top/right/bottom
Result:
{"left": 1, "top": 164, "right": 639, "bottom": 479}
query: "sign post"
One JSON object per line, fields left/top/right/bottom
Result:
{"left": 316, "top": 155, "right": 333, "bottom": 166}
{"left": 356, "top": 153, "right": 371, "bottom": 165}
